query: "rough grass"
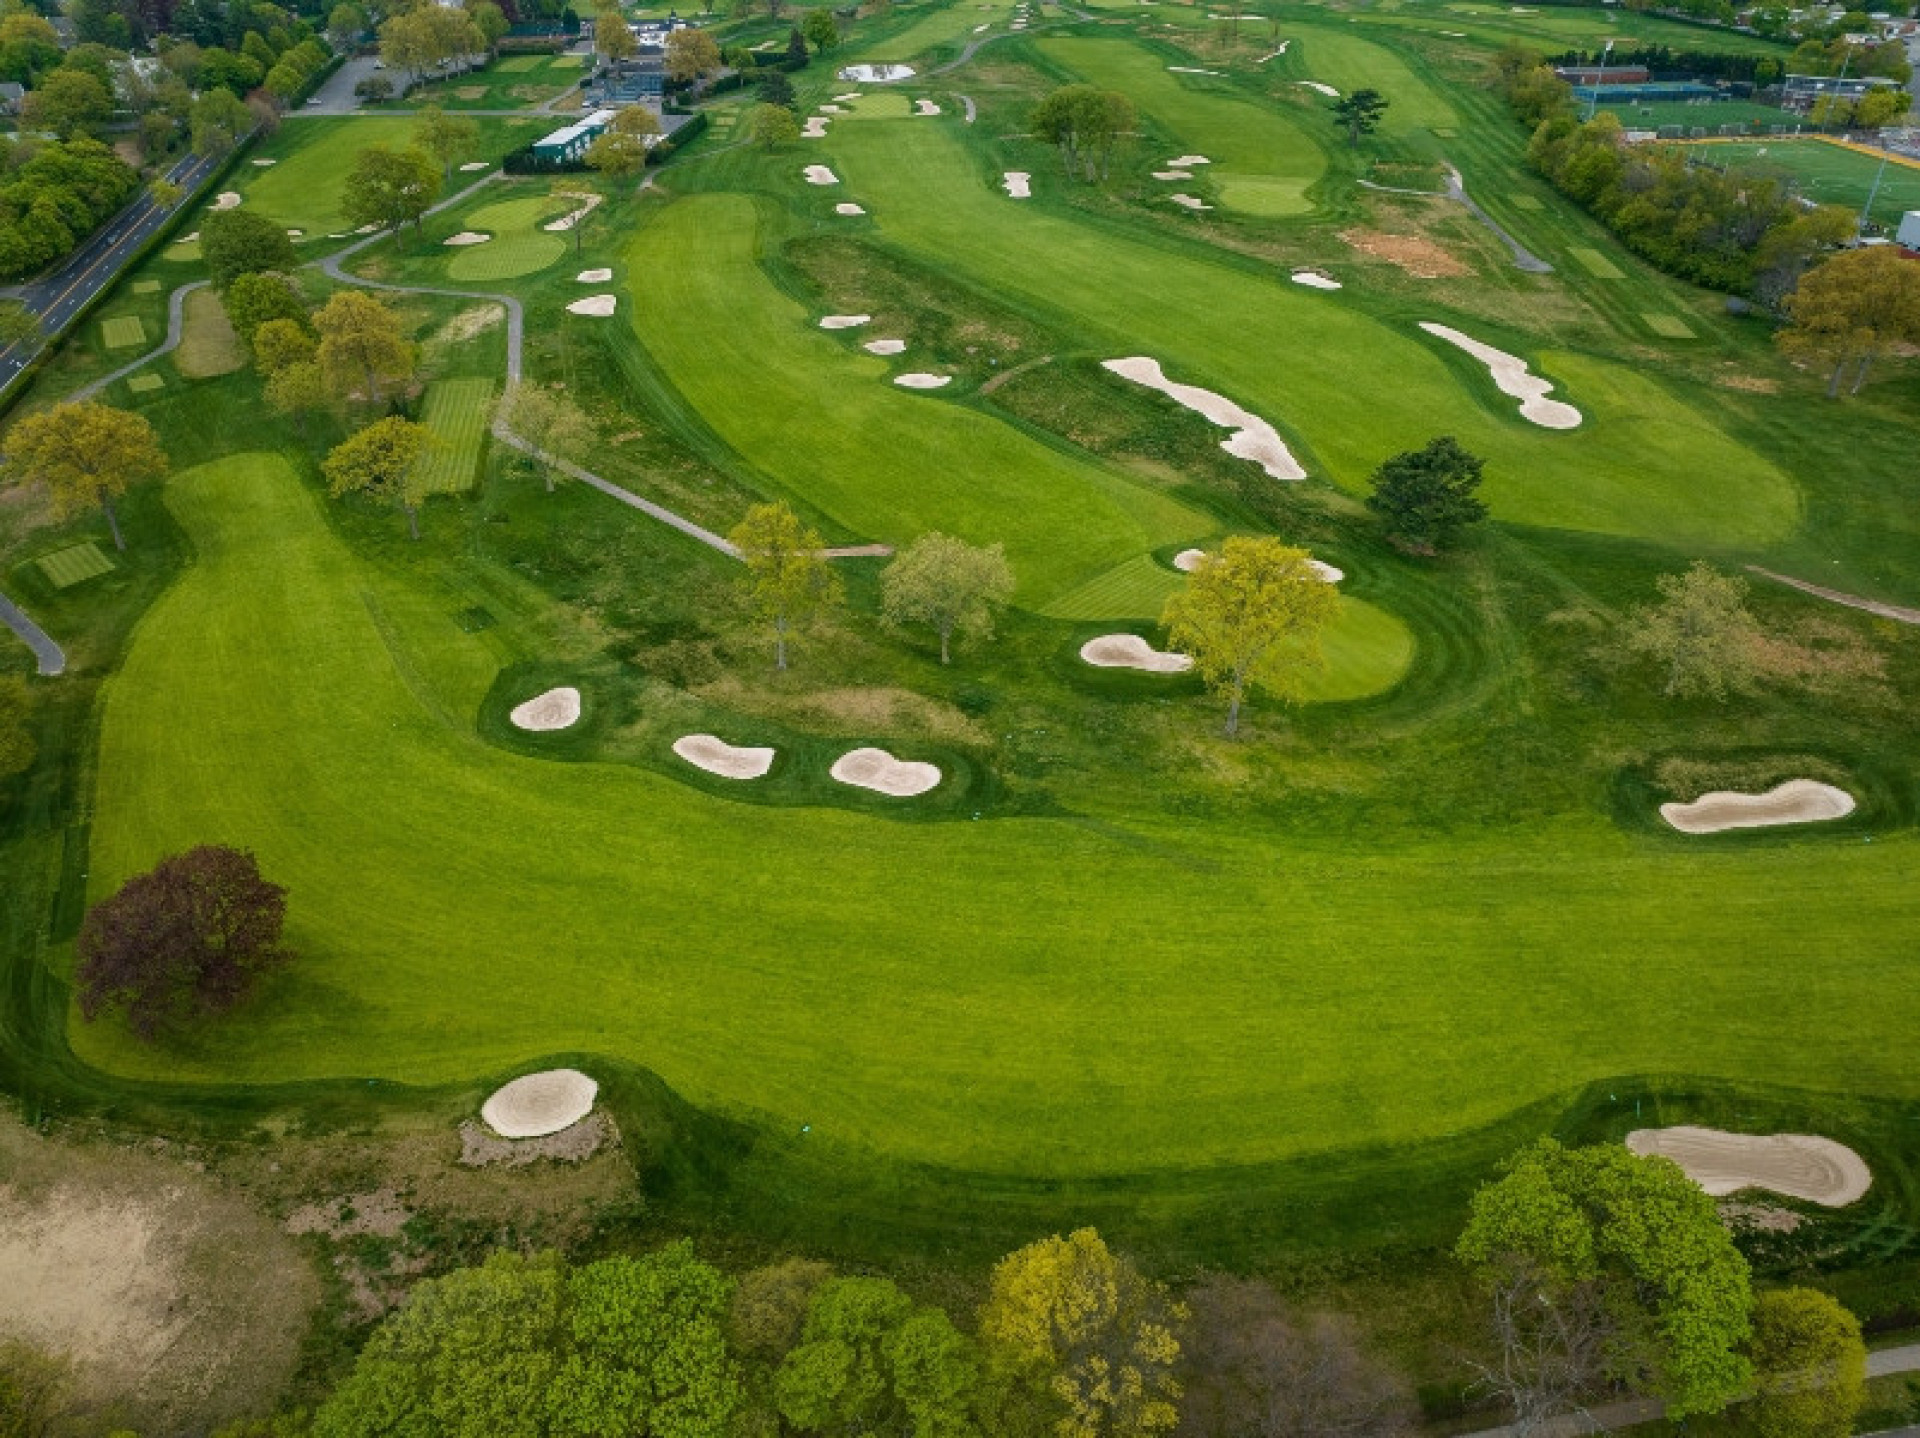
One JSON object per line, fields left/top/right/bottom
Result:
{"left": 446, "top": 196, "right": 569, "bottom": 282}
{"left": 1037, "top": 36, "right": 1327, "bottom": 216}
{"left": 175, "top": 287, "right": 244, "bottom": 379}
{"left": 412, "top": 377, "right": 496, "bottom": 495}
{"left": 72, "top": 451, "right": 1920, "bottom": 1188}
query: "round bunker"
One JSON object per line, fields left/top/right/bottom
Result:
{"left": 1080, "top": 634, "right": 1193, "bottom": 673}
{"left": 673, "top": 733, "right": 776, "bottom": 780}
{"left": 510, "top": 686, "right": 580, "bottom": 731}
{"left": 481, "top": 1068, "right": 599, "bottom": 1139}
{"left": 831, "top": 746, "right": 941, "bottom": 796}
{"left": 1660, "top": 780, "right": 1855, "bottom": 834}
{"left": 1627, "top": 1126, "right": 1870, "bottom": 1206}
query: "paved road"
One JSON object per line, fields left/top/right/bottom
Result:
{"left": 0, "top": 590, "right": 65, "bottom": 675}
{"left": 0, "top": 148, "right": 219, "bottom": 396}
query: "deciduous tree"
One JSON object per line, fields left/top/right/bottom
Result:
{"left": 597, "top": 2, "right": 638, "bottom": 64}
{"left": 1365, "top": 435, "right": 1488, "bottom": 553}
{"left": 1623, "top": 561, "right": 1761, "bottom": 701}
{"left": 728, "top": 500, "right": 840, "bottom": 670}
{"left": 756, "top": 67, "right": 795, "bottom": 108}
{"left": 75, "top": 845, "right": 293, "bottom": 1040}
{"left": 731, "top": 1258, "right": 834, "bottom": 1362}
{"left": 224, "top": 270, "right": 309, "bottom": 343}
{"left": 1745, "top": 1288, "right": 1865, "bottom": 1438}
{"left": 413, "top": 104, "right": 479, "bottom": 178}
{"left": 508, "top": 381, "right": 594, "bottom": 491}
{"left": 1456, "top": 1138, "right": 1753, "bottom": 1425}
{"left": 666, "top": 25, "right": 721, "bottom": 81}
{"left": 323, "top": 415, "right": 433, "bottom": 538}
{"left": 201, "top": 208, "right": 299, "bottom": 288}
{"left": 314, "top": 289, "right": 412, "bottom": 407}
{"left": 750, "top": 100, "right": 799, "bottom": 148}
{"left": 341, "top": 144, "right": 443, "bottom": 238}
{"left": 800, "top": 7, "right": 836, "bottom": 52}
{"left": 1, "top": 400, "right": 167, "bottom": 550}
{"left": 585, "top": 105, "right": 659, "bottom": 186}
{"left": 254, "top": 316, "right": 318, "bottom": 374}
{"left": 266, "top": 360, "right": 333, "bottom": 435}
{"left": 189, "top": 86, "right": 254, "bottom": 155}
{"left": 0, "top": 300, "right": 40, "bottom": 349}
{"left": 1331, "top": 87, "right": 1388, "bottom": 144}
{"left": 775, "top": 1278, "right": 982, "bottom": 1437}
{"left": 880, "top": 531, "right": 1014, "bottom": 664}
{"left": 21, "top": 67, "right": 113, "bottom": 139}
{"left": 1779, "top": 245, "right": 1920, "bottom": 397}
{"left": 979, "top": 1228, "right": 1184, "bottom": 1438}
{"left": 1161, "top": 537, "right": 1339, "bottom": 738}
{"left": 1031, "top": 84, "right": 1134, "bottom": 181}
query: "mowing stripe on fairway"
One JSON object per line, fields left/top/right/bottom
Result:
{"left": 1568, "top": 246, "right": 1626, "bottom": 280}
{"left": 100, "top": 315, "right": 146, "bottom": 349}
{"left": 413, "top": 377, "right": 496, "bottom": 495}
{"left": 1642, "top": 313, "right": 1694, "bottom": 340}
{"left": 36, "top": 542, "right": 114, "bottom": 589}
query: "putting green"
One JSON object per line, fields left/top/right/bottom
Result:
{"left": 78, "top": 452, "right": 1920, "bottom": 1181}
{"left": 1037, "top": 36, "right": 1326, "bottom": 217}
{"left": 820, "top": 98, "right": 1797, "bottom": 547}
{"left": 627, "top": 194, "right": 1210, "bottom": 607}
{"left": 447, "top": 197, "right": 569, "bottom": 282}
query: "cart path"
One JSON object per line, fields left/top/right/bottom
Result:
{"left": 0, "top": 589, "right": 64, "bottom": 675}
{"left": 71, "top": 280, "right": 209, "bottom": 401}
{"left": 1748, "top": 565, "right": 1920, "bottom": 626}
{"left": 1358, "top": 164, "right": 1552, "bottom": 273}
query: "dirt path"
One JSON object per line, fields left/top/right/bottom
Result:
{"left": 1747, "top": 565, "right": 1920, "bottom": 626}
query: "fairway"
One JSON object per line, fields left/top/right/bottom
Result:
{"left": 100, "top": 315, "right": 145, "bottom": 349}
{"left": 1683, "top": 138, "right": 1920, "bottom": 229}
{"left": 1038, "top": 36, "right": 1327, "bottom": 216}
{"left": 821, "top": 96, "right": 1797, "bottom": 546}
{"left": 76, "top": 453, "right": 1920, "bottom": 1181}
{"left": 1282, "top": 23, "right": 1458, "bottom": 135}
{"left": 447, "top": 197, "right": 569, "bottom": 282}
{"left": 413, "top": 378, "right": 496, "bottom": 495}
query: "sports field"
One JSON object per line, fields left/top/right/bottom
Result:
{"left": 1683, "top": 138, "right": 1920, "bottom": 229}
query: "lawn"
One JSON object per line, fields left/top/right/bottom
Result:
{"left": 1036, "top": 36, "right": 1328, "bottom": 217}
{"left": 413, "top": 377, "right": 496, "bottom": 494}
{"left": 72, "top": 451, "right": 1920, "bottom": 1186}
{"left": 1679, "top": 138, "right": 1920, "bottom": 229}
{"left": 820, "top": 95, "right": 1797, "bottom": 547}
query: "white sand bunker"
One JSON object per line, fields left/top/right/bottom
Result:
{"left": 673, "top": 733, "right": 775, "bottom": 779}
{"left": 576, "top": 267, "right": 613, "bottom": 282}
{"left": 543, "top": 193, "right": 602, "bottom": 231}
{"left": 1291, "top": 270, "right": 1342, "bottom": 290}
{"left": 831, "top": 746, "right": 941, "bottom": 796}
{"left": 1170, "top": 194, "right": 1213, "bottom": 211}
{"left": 895, "top": 372, "right": 951, "bottom": 389}
{"left": 1169, "top": 65, "right": 1224, "bottom": 74}
{"left": 804, "top": 165, "right": 840, "bottom": 185}
{"left": 819, "top": 103, "right": 846, "bottom": 113}
{"left": 1166, "top": 154, "right": 1211, "bottom": 166}
{"left": 1628, "top": 1127, "right": 1870, "bottom": 1207}
{"left": 839, "top": 63, "right": 914, "bottom": 82}
{"left": 212, "top": 191, "right": 242, "bottom": 211}
{"left": 510, "top": 685, "right": 581, "bottom": 730}
{"left": 1081, "top": 633, "right": 1193, "bottom": 673}
{"left": 1152, "top": 169, "right": 1192, "bottom": 180}
{"left": 802, "top": 116, "right": 831, "bottom": 137}
{"left": 833, "top": 91, "right": 862, "bottom": 101}
{"left": 915, "top": 98, "right": 942, "bottom": 115}
{"left": 1174, "top": 547, "right": 1341, "bottom": 582}
{"left": 820, "top": 314, "right": 871, "bottom": 329}
{"left": 251, "top": 157, "right": 277, "bottom": 166}
{"left": 864, "top": 338, "right": 906, "bottom": 354}
{"left": 1003, "top": 171, "right": 1031, "bottom": 198}
{"left": 286, "top": 228, "right": 303, "bottom": 238}
{"left": 1297, "top": 80, "right": 1341, "bottom": 96}
{"left": 481, "top": 1069, "right": 599, "bottom": 1139}
{"left": 566, "top": 294, "right": 617, "bottom": 317}
{"left": 1660, "top": 779, "right": 1855, "bottom": 834}
{"left": 459, "top": 161, "right": 490, "bottom": 171}
{"left": 444, "top": 231, "right": 491, "bottom": 246}
{"left": 1419, "top": 322, "right": 1583, "bottom": 429}
{"left": 835, "top": 202, "right": 867, "bottom": 215}
{"left": 1104, "top": 357, "right": 1305, "bottom": 481}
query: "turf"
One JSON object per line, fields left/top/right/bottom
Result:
{"left": 36, "top": 542, "right": 114, "bottom": 589}
{"left": 1037, "top": 36, "right": 1328, "bottom": 216}
{"left": 1567, "top": 246, "right": 1625, "bottom": 280}
{"left": 74, "top": 451, "right": 1920, "bottom": 1184}
{"left": 1679, "top": 139, "right": 1920, "bottom": 230}
{"left": 127, "top": 373, "right": 165, "bottom": 394}
{"left": 412, "top": 377, "right": 496, "bottom": 495}
{"left": 100, "top": 315, "right": 146, "bottom": 350}
{"left": 446, "top": 197, "right": 569, "bottom": 282}
{"left": 626, "top": 193, "right": 1210, "bottom": 606}
{"left": 1641, "top": 312, "right": 1695, "bottom": 339}
{"left": 175, "top": 287, "right": 244, "bottom": 379}
{"left": 131, "top": 280, "right": 160, "bottom": 295}
{"left": 821, "top": 95, "right": 1797, "bottom": 547}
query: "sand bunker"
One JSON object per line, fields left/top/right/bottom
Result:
{"left": 1152, "top": 170, "right": 1193, "bottom": 180}
{"left": 1419, "top": 322, "right": 1582, "bottom": 429}
{"left": 839, "top": 63, "right": 915, "bottom": 82}
{"left": 1660, "top": 779, "right": 1855, "bottom": 834}
{"left": 833, "top": 91, "right": 862, "bottom": 101}
{"left": 864, "top": 338, "right": 907, "bottom": 355}
{"left": 354, "top": 223, "right": 380, "bottom": 234}
{"left": 510, "top": 686, "right": 581, "bottom": 729}
{"left": 915, "top": 98, "right": 942, "bottom": 115}
{"left": 830, "top": 746, "right": 941, "bottom": 796}
{"left": 1170, "top": 194, "right": 1214, "bottom": 211}
{"left": 1169, "top": 65, "right": 1225, "bottom": 74}
{"left": 1627, "top": 1127, "right": 1870, "bottom": 1206}
{"left": 1297, "top": 80, "right": 1340, "bottom": 96}
{"left": 481, "top": 1069, "right": 599, "bottom": 1139}
{"left": 819, "top": 103, "right": 846, "bottom": 113}
{"left": 212, "top": 192, "right": 242, "bottom": 211}
{"left": 673, "top": 733, "right": 776, "bottom": 779}
{"left": 1291, "top": 270, "right": 1342, "bottom": 290}
{"left": 835, "top": 202, "right": 867, "bottom": 215}
{"left": 1004, "top": 171, "right": 1032, "bottom": 198}
{"left": 802, "top": 116, "right": 831, "bottom": 137}
{"left": 251, "top": 157, "right": 276, "bottom": 166}
{"left": 804, "top": 165, "right": 840, "bottom": 185}
{"left": 1173, "top": 547, "right": 1340, "bottom": 582}
{"left": 459, "top": 161, "right": 490, "bottom": 171}
{"left": 444, "top": 231, "right": 491, "bottom": 246}
{"left": 1166, "top": 154, "right": 1211, "bottom": 166}
{"left": 1081, "top": 633, "right": 1193, "bottom": 673}
{"left": 576, "top": 267, "right": 613, "bottom": 282}
{"left": 1103, "top": 356, "right": 1305, "bottom": 480}
{"left": 895, "top": 372, "right": 951, "bottom": 389}
{"left": 543, "top": 194, "right": 602, "bottom": 231}
{"left": 820, "top": 314, "right": 871, "bottom": 329}
{"left": 566, "top": 294, "right": 617, "bottom": 317}
{"left": 285, "top": 228, "right": 303, "bottom": 238}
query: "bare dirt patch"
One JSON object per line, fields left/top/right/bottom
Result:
{"left": 1339, "top": 228, "right": 1469, "bottom": 279}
